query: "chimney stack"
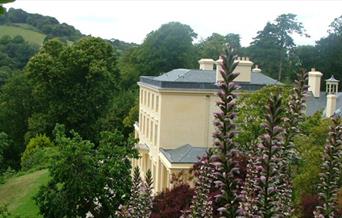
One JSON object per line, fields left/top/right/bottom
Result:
{"left": 308, "top": 68, "right": 323, "bottom": 97}
{"left": 198, "top": 58, "right": 215, "bottom": 70}
{"left": 325, "top": 75, "right": 339, "bottom": 117}
{"left": 215, "top": 57, "right": 224, "bottom": 82}
{"left": 233, "top": 57, "right": 253, "bottom": 82}
{"left": 215, "top": 57, "right": 253, "bottom": 83}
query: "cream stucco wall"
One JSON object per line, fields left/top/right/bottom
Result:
{"left": 134, "top": 83, "right": 221, "bottom": 193}
{"left": 159, "top": 91, "right": 216, "bottom": 149}
{"left": 135, "top": 82, "right": 249, "bottom": 192}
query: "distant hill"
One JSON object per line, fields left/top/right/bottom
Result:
{"left": 0, "top": 24, "right": 46, "bottom": 45}
{"left": 110, "top": 38, "right": 138, "bottom": 54}
{"left": 0, "top": 8, "right": 83, "bottom": 43}
{"left": 0, "top": 7, "right": 138, "bottom": 82}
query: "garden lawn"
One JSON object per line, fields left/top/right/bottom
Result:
{"left": 0, "top": 169, "right": 50, "bottom": 218}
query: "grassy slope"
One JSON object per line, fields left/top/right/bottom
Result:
{"left": 0, "top": 25, "right": 46, "bottom": 45}
{"left": 0, "top": 169, "right": 50, "bottom": 218}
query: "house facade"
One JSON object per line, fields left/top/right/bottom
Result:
{"left": 132, "top": 57, "right": 341, "bottom": 193}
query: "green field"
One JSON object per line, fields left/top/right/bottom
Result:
{"left": 0, "top": 25, "right": 46, "bottom": 45}
{"left": 0, "top": 169, "right": 50, "bottom": 218}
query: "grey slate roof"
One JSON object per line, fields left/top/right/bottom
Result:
{"left": 306, "top": 91, "right": 342, "bottom": 116}
{"left": 140, "top": 69, "right": 281, "bottom": 91}
{"left": 153, "top": 69, "right": 280, "bottom": 85}
{"left": 160, "top": 144, "right": 207, "bottom": 164}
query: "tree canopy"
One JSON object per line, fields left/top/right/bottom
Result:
{"left": 119, "top": 22, "right": 197, "bottom": 88}
{"left": 25, "top": 37, "right": 119, "bottom": 141}
{"left": 35, "top": 125, "right": 137, "bottom": 217}
{"left": 247, "top": 14, "right": 308, "bottom": 81}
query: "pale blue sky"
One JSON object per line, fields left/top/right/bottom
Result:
{"left": 7, "top": 0, "right": 342, "bottom": 46}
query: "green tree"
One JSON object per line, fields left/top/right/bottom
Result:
{"left": 313, "top": 15, "right": 342, "bottom": 83}
{"left": 0, "top": 0, "right": 14, "bottom": 15}
{"left": 25, "top": 37, "right": 119, "bottom": 142}
{"left": 0, "top": 35, "right": 38, "bottom": 81}
{"left": 248, "top": 14, "right": 308, "bottom": 81}
{"left": 119, "top": 22, "right": 197, "bottom": 88}
{"left": 0, "top": 72, "right": 31, "bottom": 169}
{"left": 295, "top": 45, "right": 319, "bottom": 72}
{"left": 20, "top": 134, "right": 57, "bottom": 171}
{"left": 35, "top": 125, "right": 137, "bottom": 218}
{"left": 225, "top": 33, "right": 241, "bottom": 51}
{"left": 0, "top": 132, "right": 12, "bottom": 172}
{"left": 235, "top": 85, "right": 291, "bottom": 150}
{"left": 196, "top": 33, "right": 242, "bottom": 60}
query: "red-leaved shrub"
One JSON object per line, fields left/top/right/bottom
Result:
{"left": 299, "top": 194, "right": 320, "bottom": 218}
{"left": 299, "top": 193, "right": 342, "bottom": 217}
{"left": 151, "top": 184, "right": 194, "bottom": 218}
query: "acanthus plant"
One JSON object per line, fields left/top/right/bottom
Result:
{"left": 210, "top": 44, "right": 242, "bottom": 217}
{"left": 278, "top": 69, "right": 308, "bottom": 215}
{"left": 314, "top": 116, "right": 342, "bottom": 218}
{"left": 185, "top": 150, "right": 217, "bottom": 218}
{"left": 240, "top": 94, "right": 286, "bottom": 217}
{"left": 116, "top": 167, "right": 153, "bottom": 218}
{"left": 238, "top": 69, "right": 308, "bottom": 217}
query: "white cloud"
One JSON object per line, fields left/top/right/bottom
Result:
{"left": 6, "top": 0, "right": 342, "bottom": 46}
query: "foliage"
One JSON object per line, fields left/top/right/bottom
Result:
{"left": 25, "top": 37, "right": 119, "bottom": 142}
{"left": 0, "top": 132, "right": 11, "bottom": 172}
{"left": 236, "top": 85, "right": 291, "bottom": 150}
{"left": 0, "top": 0, "right": 14, "bottom": 15}
{"left": 0, "top": 8, "right": 82, "bottom": 41}
{"left": 117, "top": 167, "right": 153, "bottom": 217}
{"left": 123, "top": 101, "right": 139, "bottom": 129}
{"left": 127, "top": 167, "right": 145, "bottom": 217}
{"left": 35, "top": 125, "right": 137, "bottom": 218}
{"left": 97, "top": 90, "right": 138, "bottom": 138}
{"left": 0, "top": 204, "right": 10, "bottom": 218}
{"left": 21, "top": 134, "right": 53, "bottom": 165}
{"left": 247, "top": 13, "right": 308, "bottom": 81}
{"left": 151, "top": 184, "right": 194, "bottom": 218}
{"left": 109, "top": 38, "right": 138, "bottom": 55}
{"left": 295, "top": 45, "right": 319, "bottom": 72}
{"left": 300, "top": 194, "right": 321, "bottom": 218}
{"left": 21, "top": 147, "right": 59, "bottom": 172}
{"left": 277, "top": 70, "right": 308, "bottom": 215}
{"left": 196, "top": 33, "right": 242, "bottom": 60}
{"left": 20, "top": 134, "right": 57, "bottom": 171}
{"left": 0, "top": 35, "right": 38, "bottom": 80}
{"left": 314, "top": 117, "right": 342, "bottom": 217}
{"left": 239, "top": 95, "right": 286, "bottom": 217}
{"left": 315, "top": 22, "right": 342, "bottom": 83}
{"left": 186, "top": 152, "right": 216, "bottom": 218}
{"left": 296, "top": 15, "right": 342, "bottom": 84}
{"left": 292, "top": 116, "right": 333, "bottom": 216}
{"left": 119, "top": 22, "right": 197, "bottom": 88}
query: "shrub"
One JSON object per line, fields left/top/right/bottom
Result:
{"left": 21, "top": 134, "right": 55, "bottom": 171}
{"left": 21, "top": 147, "right": 59, "bottom": 171}
{"left": 0, "top": 204, "right": 10, "bottom": 218}
{"left": 151, "top": 184, "right": 194, "bottom": 218}
{"left": 299, "top": 194, "right": 320, "bottom": 218}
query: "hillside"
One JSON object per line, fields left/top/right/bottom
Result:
{"left": 0, "top": 8, "right": 83, "bottom": 42}
{"left": 0, "top": 24, "right": 46, "bottom": 45}
{"left": 0, "top": 170, "right": 50, "bottom": 217}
